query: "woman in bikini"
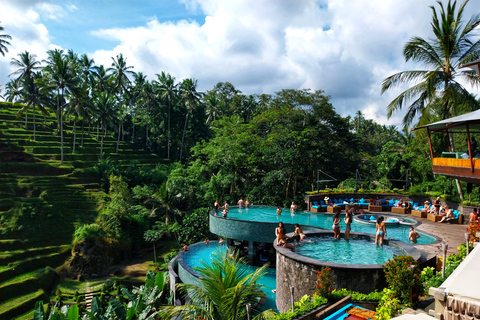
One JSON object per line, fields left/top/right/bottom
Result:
{"left": 332, "top": 212, "right": 341, "bottom": 239}
{"left": 344, "top": 211, "right": 353, "bottom": 240}
{"left": 375, "top": 216, "right": 386, "bottom": 246}
{"left": 294, "top": 223, "right": 306, "bottom": 243}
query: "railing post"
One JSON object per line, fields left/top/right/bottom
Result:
{"left": 466, "top": 125, "right": 474, "bottom": 173}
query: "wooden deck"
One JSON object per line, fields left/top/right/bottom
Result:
{"left": 432, "top": 158, "right": 480, "bottom": 184}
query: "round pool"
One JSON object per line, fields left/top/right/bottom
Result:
{"left": 177, "top": 241, "right": 277, "bottom": 311}
{"left": 213, "top": 206, "right": 436, "bottom": 244}
{"left": 295, "top": 236, "right": 405, "bottom": 265}
{"left": 274, "top": 230, "right": 422, "bottom": 312}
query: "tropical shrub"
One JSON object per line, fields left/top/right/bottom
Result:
{"left": 376, "top": 288, "right": 401, "bottom": 320}
{"left": 274, "top": 294, "right": 327, "bottom": 320}
{"left": 330, "top": 288, "right": 383, "bottom": 301}
{"left": 382, "top": 255, "right": 422, "bottom": 304}
{"left": 176, "top": 207, "right": 212, "bottom": 244}
{"left": 315, "top": 266, "right": 333, "bottom": 299}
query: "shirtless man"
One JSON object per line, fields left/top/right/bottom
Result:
{"left": 237, "top": 197, "right": 245, "bottom": 207}
{"left": 290, "top": 202, "right": 297, "bottom": 212}
{"left": 470, "top": 208, "right": 478, "bottom": 223}
{"left": 408, "top": 227, "right": 421, "bottom": 243}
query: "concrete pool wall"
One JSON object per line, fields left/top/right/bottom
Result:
{"left": 274, "top": 230, "right": 422, "bottom": 313}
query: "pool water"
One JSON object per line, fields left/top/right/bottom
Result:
{"left": 181, "top": 242, "right": 277, "bottom": 311}
{"left": 296, "top": 237, "right": 405, "bottom": 264}
{"left": 225, "top": 206, "right": 435, "bottom": 244}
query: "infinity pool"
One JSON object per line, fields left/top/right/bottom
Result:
{"left": 222, "top": 206, "right": 435, "bottom": 244}
{"left": 296, "top": 236, "right": 405, "bottom": 264}
{"left": 181, "top": 242, "right": 277, "bottom": 311}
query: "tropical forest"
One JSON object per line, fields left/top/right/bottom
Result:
{"left": 0, "top": 0, "right": 480, "bottom": 319}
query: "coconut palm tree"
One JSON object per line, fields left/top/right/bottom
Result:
{"left": 93, "top": 91, "right": 118, "bottom": 160}
{"left": 0, "top": 22, "right": 11, "bottom": 57}
{"left": 158, "top": 249, "right": 276, "bottom": 320}
{"left": 43, "top": 49, "right": 81, "bottom": 164}
{"left": 154, "top": 72, "right": 178, "bottom": 159}
{"left": 17, "top": 72, "right": 48, "bottom": 140}
{"left": 179, "top": 78, "right": 203, "bottom": 162}
{"left": 108, "top": 53, "right": 135, "bottom": 153}
{"left": 381, "top": 0, "right": 480, "bottom": 201}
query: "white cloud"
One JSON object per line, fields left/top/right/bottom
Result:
{"left": 2, "top": 0, "right": 480, "bottom": 129}
{"left": 35, "top": 3, "right": 68, "bottom": 21}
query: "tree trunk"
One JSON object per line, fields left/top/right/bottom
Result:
{"left": 96, "top": 123, "right": 99, "bottom": 140}
{"left": 100, "top": 125, "right": 104, "bottom": 160}
{"left": 180, "top": 112, "right": 189, "bottom": 163}
{"left": 448, "top": 136, "right": 465, "bottom": 201}
{"left": 72, "top": 115, "right": 77, "bottom": 153}
{"left": 81, "top": 121, "right": 84, "bottom": 147}
{"left": 116, "top": 120, "right": 121, "bottom": 153}
{"left": 132, "top": 116, "right": 135, "bottom": 143}
{"left": 33, "top": 105, "right": 36, "bottom": 141}
{"left": 146, "top": 122, "right": 149, "bottom": 149}
{"left": 25, "top": 108, "right": 28, "bottom": 130}
{"left": 167, "top": 99, "right": 171, "bottom": 159}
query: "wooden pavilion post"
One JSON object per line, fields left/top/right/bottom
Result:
{"left": 427, "top": 128, "right": 434, "bottom": 160}
{"left": 466, "top": 125, "right": 474, "bottom": 173}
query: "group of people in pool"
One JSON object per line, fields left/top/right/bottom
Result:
{"left": 214, "top": 198, "right": 253, "bottom": 218}
{"left": 277, "top": 202, "right": 298, "bottom": 215}
{"left": 275, "top": 222, "right": 305, "bottom": 251}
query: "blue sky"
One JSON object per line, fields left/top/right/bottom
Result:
{"left": 1, "top": 0, "right": 480, "bottom": 127}
{"left": 40, "top": 1, "right": 207, "bottom": 53}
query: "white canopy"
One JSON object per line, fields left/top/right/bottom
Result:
{"left": 413, "top": 109, "right": 480, "bottom": 132}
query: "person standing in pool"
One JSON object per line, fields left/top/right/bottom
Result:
{"left": 344, "top": 211, "right": 353, "bottom": 240}
{"left": 408, "top": 227, "right": 420, "bottom": 243}
{"left": 294, "top": 223, "right": 305, "bottom": 243}
{"left": 277, "top": 206, "right": 282, "bottom": 215}
{"left": 290, "top": 202, "right": 297, "bottom": 212}
{"left": 332, "top": 212, "right": 341, "bottom": 239}
{"left": 375, "top": 216, "right": 386, "bottom": 246}
{"left": 237, "top": 197, "right": 245, "bottom": 207}
{"left": 245, "top": 198, "right": 251, "bottom": 207}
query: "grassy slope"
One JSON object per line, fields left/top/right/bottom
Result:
{"left": 0, "top": 102, "right": 163, "bottom": 319}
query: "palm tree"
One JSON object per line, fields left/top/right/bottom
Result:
{"left": 381, "top": 0, "right": 480, "bottom": 200}
{"left": 205, "top": 92, "right": 222, "bottom": 127}
{"left": 154, "top": 72, "right": 178, "bottom": 159}
{"left": 108, "top": 53, "right": 135, "bottom": 153}
{"left": 43, "top": 49, "right": 80, "bottom": 165}
{"left": 17, "top": 72, "right": 48, "bottom": 140}
{"left": 0, "top": 21, "right": 12, "bottom": 56}
{"left": 158, "top": 249, "right": 276, "bottom": 320}
{"left": 9, "top": 51, "right": 42, "bottom": 128}
{"left": 179, "top": 78, "right": 203, "bottom": 162}
{"left": 93, "top": 91, "right": 118, "bottom": 159}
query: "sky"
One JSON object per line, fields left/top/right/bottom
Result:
{"left": 1, "top": 0, "right": 480, "bottom": 128}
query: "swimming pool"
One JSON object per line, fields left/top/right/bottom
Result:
{"left": 295, "top": 236, "right": 405, "bottom": 264}
{"left": 221, "top": 206, "right": 435, "bottom": 244}
{"left": 179, "top": 242, "right": 277, "bottom": 311}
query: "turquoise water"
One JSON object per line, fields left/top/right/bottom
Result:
{"left": 181, "top": 242, "right": 277, "bottom": 311}
{"left": 225, "top": 206, "right": 435, "bottom": 244}
{"left": 296, "top": 237, "right": 404, "bottom": 264}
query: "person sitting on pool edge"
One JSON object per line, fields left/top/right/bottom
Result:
{"left": 375, "top": 216, "right": 386, "bottom": 247}
{"left": 293, "top": 223, "right": 305, "bottom": 243}
{"left": 408, "top": 227, "right": 420, "bottom": 243}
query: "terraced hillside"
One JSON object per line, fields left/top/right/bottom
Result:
{"left": 0, "top": 103, "right": 164, "bottom": 319}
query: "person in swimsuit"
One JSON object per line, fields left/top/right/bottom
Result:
{"left": 344, "top": 211, "right": 352, "bottom": 240}
{"left": 294, "top": 223, "right": 306, "bottom": 243}
{"left": 332, "top": 212, "right": 341, "bottom": 239}
{"left": 237, "top": 197, "right": 245, "bottom": 207}
{"left": 408, "top": 227, "right": 420, "bottom": 243}
{"left": 434, "top": 197, "right": 441, "bottom": 215}
{"left": 290, "top": 202, "right": 298, "bottom": 212}
{"left": 276, "top": 222, "right": 286, "bottom": 240}
{"left": 375, "top": 216, "right": 386, "bottom": 246}
{"left": 277, "top": 206, "right": 282, "bottom": 215}
{"left": 469, "top": 208, "right": 478, "bottom": 223}
{"left": 245, "top": 198, "right": 251, "bottom": 207}
{"left": 214, "top": 200, "right": 220, "bottom": 215}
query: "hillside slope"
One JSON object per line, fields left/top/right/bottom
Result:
{"left": 0, "top": 102, "right": 164, "bottom": 319}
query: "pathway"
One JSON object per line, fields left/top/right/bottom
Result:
{"left": 85, "top": 282, "right": 93, "bottom": 312}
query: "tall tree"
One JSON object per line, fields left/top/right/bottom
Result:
{"left": 381, "top": 0, "right": 480, "bottom": 200}
{"left": 9, "top": 51, "right": 42, "bottom": 128}
{"left": 17, "top": 72, "right": 48, "bottom": 140}
{"left": 108, "top": 53, "right": 135, "bottom": 153}
{"left": 93, "top": 91, "right": 118, "bottom": 159}
{"left": 43, "top": 49, "right": 80, "bottom": 165}
{"left": 179, "top": 78, "right": 203, "bottom": 162}
{"left": 154, "top": 71, "right": 177, "bottom": 159}
{"left": 0, "top": 21, "right": 11, "bottom": 56}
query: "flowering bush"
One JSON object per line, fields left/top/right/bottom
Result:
{"left": 376, "top": 288, "right": 401, "bottom": 320}
{"left": 315, "top": 266, "right": 333, "bottom": 299}
{"left": 382, "top": 255, "right": 422, "bottom": 305}
{"left": 467, "top": 222, "right": 479, "bottom": 242}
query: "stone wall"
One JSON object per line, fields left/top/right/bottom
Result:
{"left": 210, "top": 212, "right": 299, "bottom": 243}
